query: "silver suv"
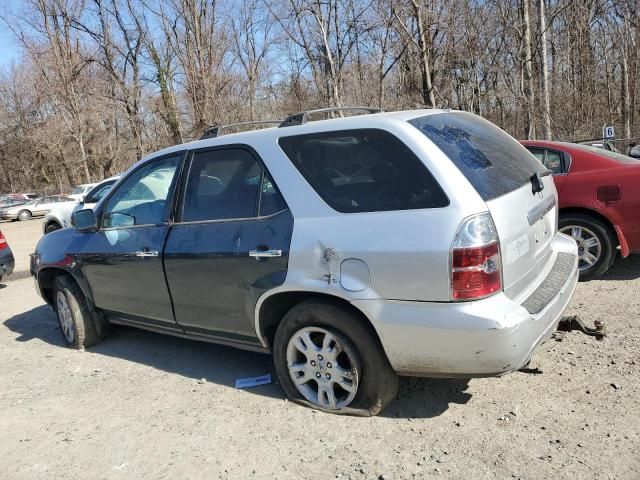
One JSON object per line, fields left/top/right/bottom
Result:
{"left": 31, "top": 108, "right": 578, "bottom": 415}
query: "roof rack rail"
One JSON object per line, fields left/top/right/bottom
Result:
{"left": 200, "top": 120, "right": 282, "bottom": 140}
{"left": 279, "top": 107, "right": 382, "bottom": 128}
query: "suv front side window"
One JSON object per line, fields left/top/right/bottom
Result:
{"left": 102, "top": 156, "right": 180, "bottom": 228}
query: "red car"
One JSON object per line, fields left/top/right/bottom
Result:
{"left": 521, "top": 141, "right": 640, "bottom": 280}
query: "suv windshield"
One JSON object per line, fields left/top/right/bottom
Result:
{"left": 409, "top": 112, "right": 547, "bottom": 200}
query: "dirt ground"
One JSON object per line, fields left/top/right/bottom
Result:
{"left": 0, "top": 219, "right": 638, "bottom": 480}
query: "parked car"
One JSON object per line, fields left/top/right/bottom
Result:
{"left": 0, "top": 229, "right": 14, "bottom": 282}
{"left": 521, "top": 140, "right": 640, "bottom": 280}
{"left": 43, "top": 176, "right": 120, "bottom": 234}
{"left": 0, "top": 192, "right": 39, "bottom": 208}
{"left": 0, "top": 193, "right": 38, "bottom": 201}
{"left": 583, "top": 139, "right": 640, "bottom": 159}
{"left": 0, "top": 197, "right": 28, "bottom": 211}
{"left": 32, "top": 108, "right": 578, "bottom": 415}
{"left": 68, "top": 183, "right": 97, "bottom": 201}
{"left": 0, "top": 195, "right": 73, "bottom": 221}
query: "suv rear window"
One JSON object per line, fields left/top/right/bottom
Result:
{"left": 278, "top": 129, "right": 448, "bottom": 213}
{"left": 409, "top": 112, "right": 547, "bottom": 200}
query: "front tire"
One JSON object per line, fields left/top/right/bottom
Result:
{"left": 559, "top": 214, "right": 616, "bottom": 281}
{"left": 273, "top": 299, "right": 397, "bottom": 416}
{"left": 17, "top": 210, "right": 32, "bottom": 221}
{"left": 54, "top": 275, "right": 101, "bottom": 349}
{"left": 45, "top": 222, "right": 62, "bottom": 234}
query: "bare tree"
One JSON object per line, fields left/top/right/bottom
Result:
{"left": 1, "top": 0, "right": 639, "bottom": 194}
{"left": 229, "top": 0, "right": 277, "bottom": 120}
{"left": 11, "top": 0, "right": 94, "bottom": 181}
{"left": 157, "top": 0, "right": 231, "bottom": 134}
{"left": 537, "top": 0, "right": 551, "bottom": 139}
{"left": 521, "top": 0, "right": 536, "bottom": 138}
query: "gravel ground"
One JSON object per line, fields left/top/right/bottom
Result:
{"left": 0, "top": 219, "right": 638, "bottom": 480}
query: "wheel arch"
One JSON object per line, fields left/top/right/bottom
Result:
{"left": 256, "top": 290, "right": 386, "bottom": 353}
{"left": 44, "top": 218, "right": 63, "bottom": 231}
{"left": 559, "top": 206, "right": 625, "bottom": 254}
{"left": 37, "top": 267, "right": 94, "bottom": 307}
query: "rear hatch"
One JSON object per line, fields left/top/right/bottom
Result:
{"left": 409, "top": 112, "right": 557, "bottom": 300}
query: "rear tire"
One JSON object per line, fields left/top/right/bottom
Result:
{"left": 273, "top": 299, "right": 397, "bottom": 416}
{"left": 559, "top": 213, "right": 616, "bottom": 281}
{"left": 18, "top": 210, "right": 31, "bottom": 221}
{"left": 54, "top": 275, "right": 101, "bottom": 349}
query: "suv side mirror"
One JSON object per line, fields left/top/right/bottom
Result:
{"left": 72, "top": 209, "right": 97, "bottom": 232}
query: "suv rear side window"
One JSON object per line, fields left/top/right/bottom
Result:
{"left": 182, "top": 148, "right": 287, "bottom": 222}
{"left": 409, "top": 112, "right": 547, "bottom": 200}
{"left": 278, "top": 129, "right": 448, "bottom": 213}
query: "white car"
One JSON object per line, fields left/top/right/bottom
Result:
{"left": 68, "top": 183, "right": 97, "bottom": 201}
{"left": 0, "top": 195, "right": 73, "bottom": 221}
{"left": 43, "top": 176, "right": 120, "bottom": 234}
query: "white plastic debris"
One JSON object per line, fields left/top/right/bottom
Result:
{"left": 235, "top": 374, "right": 272, "bottom": 389}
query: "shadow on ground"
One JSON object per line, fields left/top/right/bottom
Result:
{"left": 2, "top": 271, "right": 33, "bottom": 282}
{"left": 596, "top": 254, "right": 640, "bottom": 281}
{"left": 383, "top": 377, "right": 471, "bottom": 418}
{"left": 4, "top": 305, "right": 472, "bottom": 418}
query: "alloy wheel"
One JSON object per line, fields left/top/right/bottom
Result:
{"left": 56, "top": 291, "right": 76, "bottom": 344}
{"left": 560, "top": 225, "right": 602, "bottom": 271}
{"left": 286, "top": 326, "right": 360, "bottom": 409}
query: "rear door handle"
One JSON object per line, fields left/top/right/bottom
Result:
{"left": 249, "top": 249, "right": 282, "bottom": 259}
{"left": 136, "top": 250, "right": 159, "bottom": 257}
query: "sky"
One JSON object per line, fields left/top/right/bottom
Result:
{"left": 0, "top": 0, "right": 23, "bottom": 68}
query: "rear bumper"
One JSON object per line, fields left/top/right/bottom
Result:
{"left": 353, "top": 234, "right": 579, "bottom": 377}
{"left": 615, "top": 224, "right": 640, "bottom": 256}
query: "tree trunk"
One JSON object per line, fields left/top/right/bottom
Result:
{"left": 537, "top": 0, "right": 552, "bottom": 139}
{"left": 522, "top": 0, "right": 536, "bottom": 139}
{"left": 622, "top": 54, "right": 631, "bottom": 140}
{"left": 78, "top": 133, "right": 91, "bottom": 183}
{"left": 412, "top": 1, "right": 436, "bottom": 107}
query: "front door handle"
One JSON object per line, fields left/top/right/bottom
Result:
{"left": 136, "top": 250, "right": 159, "bottom": 257}
{"left": 249, "top": 249, "right": 282, "bottom": 259}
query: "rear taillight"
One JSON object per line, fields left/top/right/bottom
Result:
{"left": 0, "top": 231, "right": 7, "bottom": 250}
{"left": 450, "top": 213, "right": 502, "bottom": 301}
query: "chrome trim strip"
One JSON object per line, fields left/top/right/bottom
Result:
{"left": 527, "top": 196, "right": 556, "bottom": 226}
